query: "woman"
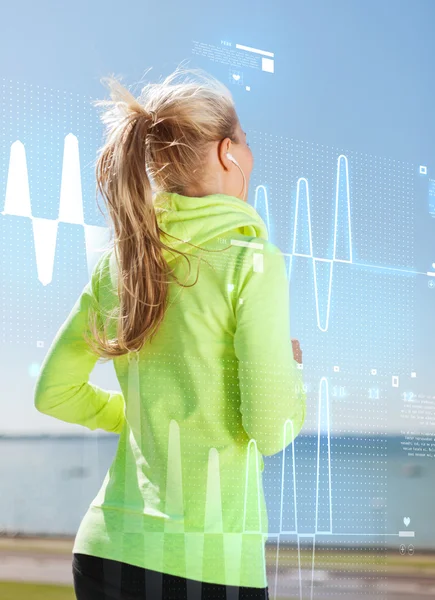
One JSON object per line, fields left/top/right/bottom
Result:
{"left": 34, "top": 65, "right": 306, "bottom": 599}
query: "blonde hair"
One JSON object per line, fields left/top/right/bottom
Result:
{"left": 84, "top": 64, "right": 240, "bottom": 361}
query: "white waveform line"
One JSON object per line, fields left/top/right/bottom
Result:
{"left": 253, "top": 184, "right": 271, "bottom": 233}
{"left": 291, "top": 154, "right": 352, "bottom": 262}
{"left": 1, "top": 137, "right": 110, "bottom": 285}
{"left": 242, "top": 439, "right": 264, "bottom": 533}
{"left": 274, "top": 419, "right": 303, "bottom": 600}
{"left": 3, "top": 140, "right": 31, "bottom": 217}
{"left": 315, "top": 378, "right": 332, "bottom": 535}
{"left": 290, "top": 155, "right": 352, "bottom": 333}
{"left": 59, "top": 133, "right": 85, "bottom": 224}
{"left": 253, "top": 157, "right": 353, "bottom": 332}
{"left": 334, "top": 154, "right": 353, "bottom": 263}
{"left": 279, "top": 419, "right": 298, "bottom": 534}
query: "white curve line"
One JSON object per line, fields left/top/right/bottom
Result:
{"left": 291, "top": 155, "right": 353, "bottom": 332}
{"left": 242, "top": 438, "right": 263, "bottom": 533}
{"left": 315, "top": 378, "right": 333, "bottom": 535}
{"left": 254, "top": 185, "right": 271, "bottom": 234}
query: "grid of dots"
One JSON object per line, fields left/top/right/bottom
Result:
{"left": 247, "top": 130, "right": 418, "bottom": 580}
{"left": 0, "top": 78, "right": 424, "bottom": 586}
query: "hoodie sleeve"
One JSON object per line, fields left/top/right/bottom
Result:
{"left": 233, "top": 239, "right": 306, "bottom": 457}
{"left": 33, "top": 250, "right": 125, "bottom": 434}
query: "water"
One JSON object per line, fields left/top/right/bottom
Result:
{"left": 1, "top": 434, "right": 433, "bottom": 550}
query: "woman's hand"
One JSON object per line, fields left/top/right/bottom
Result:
{"left": 291, "top": 339, "right": 302, "bottom": 364}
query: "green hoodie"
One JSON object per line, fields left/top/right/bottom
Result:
{"left": 34, "top": 191, "right": 306, "bottom": 588}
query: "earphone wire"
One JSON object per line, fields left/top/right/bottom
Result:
{"left": 235, "top": 160, "right": 246, "bottom": 201}
{"left": 227, "top": 152, "right": 246, "bottom": 201}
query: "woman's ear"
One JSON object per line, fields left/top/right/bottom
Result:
{"left": 217, "top": 137, "right": 233, "bottom": 171}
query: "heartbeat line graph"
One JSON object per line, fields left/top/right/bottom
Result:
{"left": 1, "top": 135, "right": 110, "bottom": 285}
{"left": 253, "top": 154, "right": 428, "bottom": 332}
{"left": 2, "top": 134, "right": 427, "bottom": 323}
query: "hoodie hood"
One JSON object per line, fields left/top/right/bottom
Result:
{"left": 153, "top": 191, "right": 269, "bottom": 263}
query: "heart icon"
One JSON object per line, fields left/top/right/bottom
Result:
{"left": 403, "top": 517, "right": 410, "bottom": 527}
{"left": 232, "top": 74, "right": 241, "bottom": 81}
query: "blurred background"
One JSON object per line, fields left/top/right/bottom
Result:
{"left": 1, "top": 0, "right": 435, "bottom": 598}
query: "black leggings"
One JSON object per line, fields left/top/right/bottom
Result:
{"left": 72, "top": 553, "right": 270, "bottom": 600}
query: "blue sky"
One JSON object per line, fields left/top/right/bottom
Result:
{"left": 1, "top": 0, "right": 434, "bottom": 433}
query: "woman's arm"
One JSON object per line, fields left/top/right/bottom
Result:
{"left": 234, "top": 238, "right": 307, "bottom": 457}
{"left": 33, "top": 251, "right": 125, "bottom": 434}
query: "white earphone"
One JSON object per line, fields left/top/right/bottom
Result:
{"left": 226, "top": 152, "right": 246, "bottom": 200}
{"left": 226, "top": 152, "right": 239, "bottom": 166}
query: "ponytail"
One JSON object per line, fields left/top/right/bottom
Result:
{"left": 84, "top": 67, "right": 238, "bottom": 360}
